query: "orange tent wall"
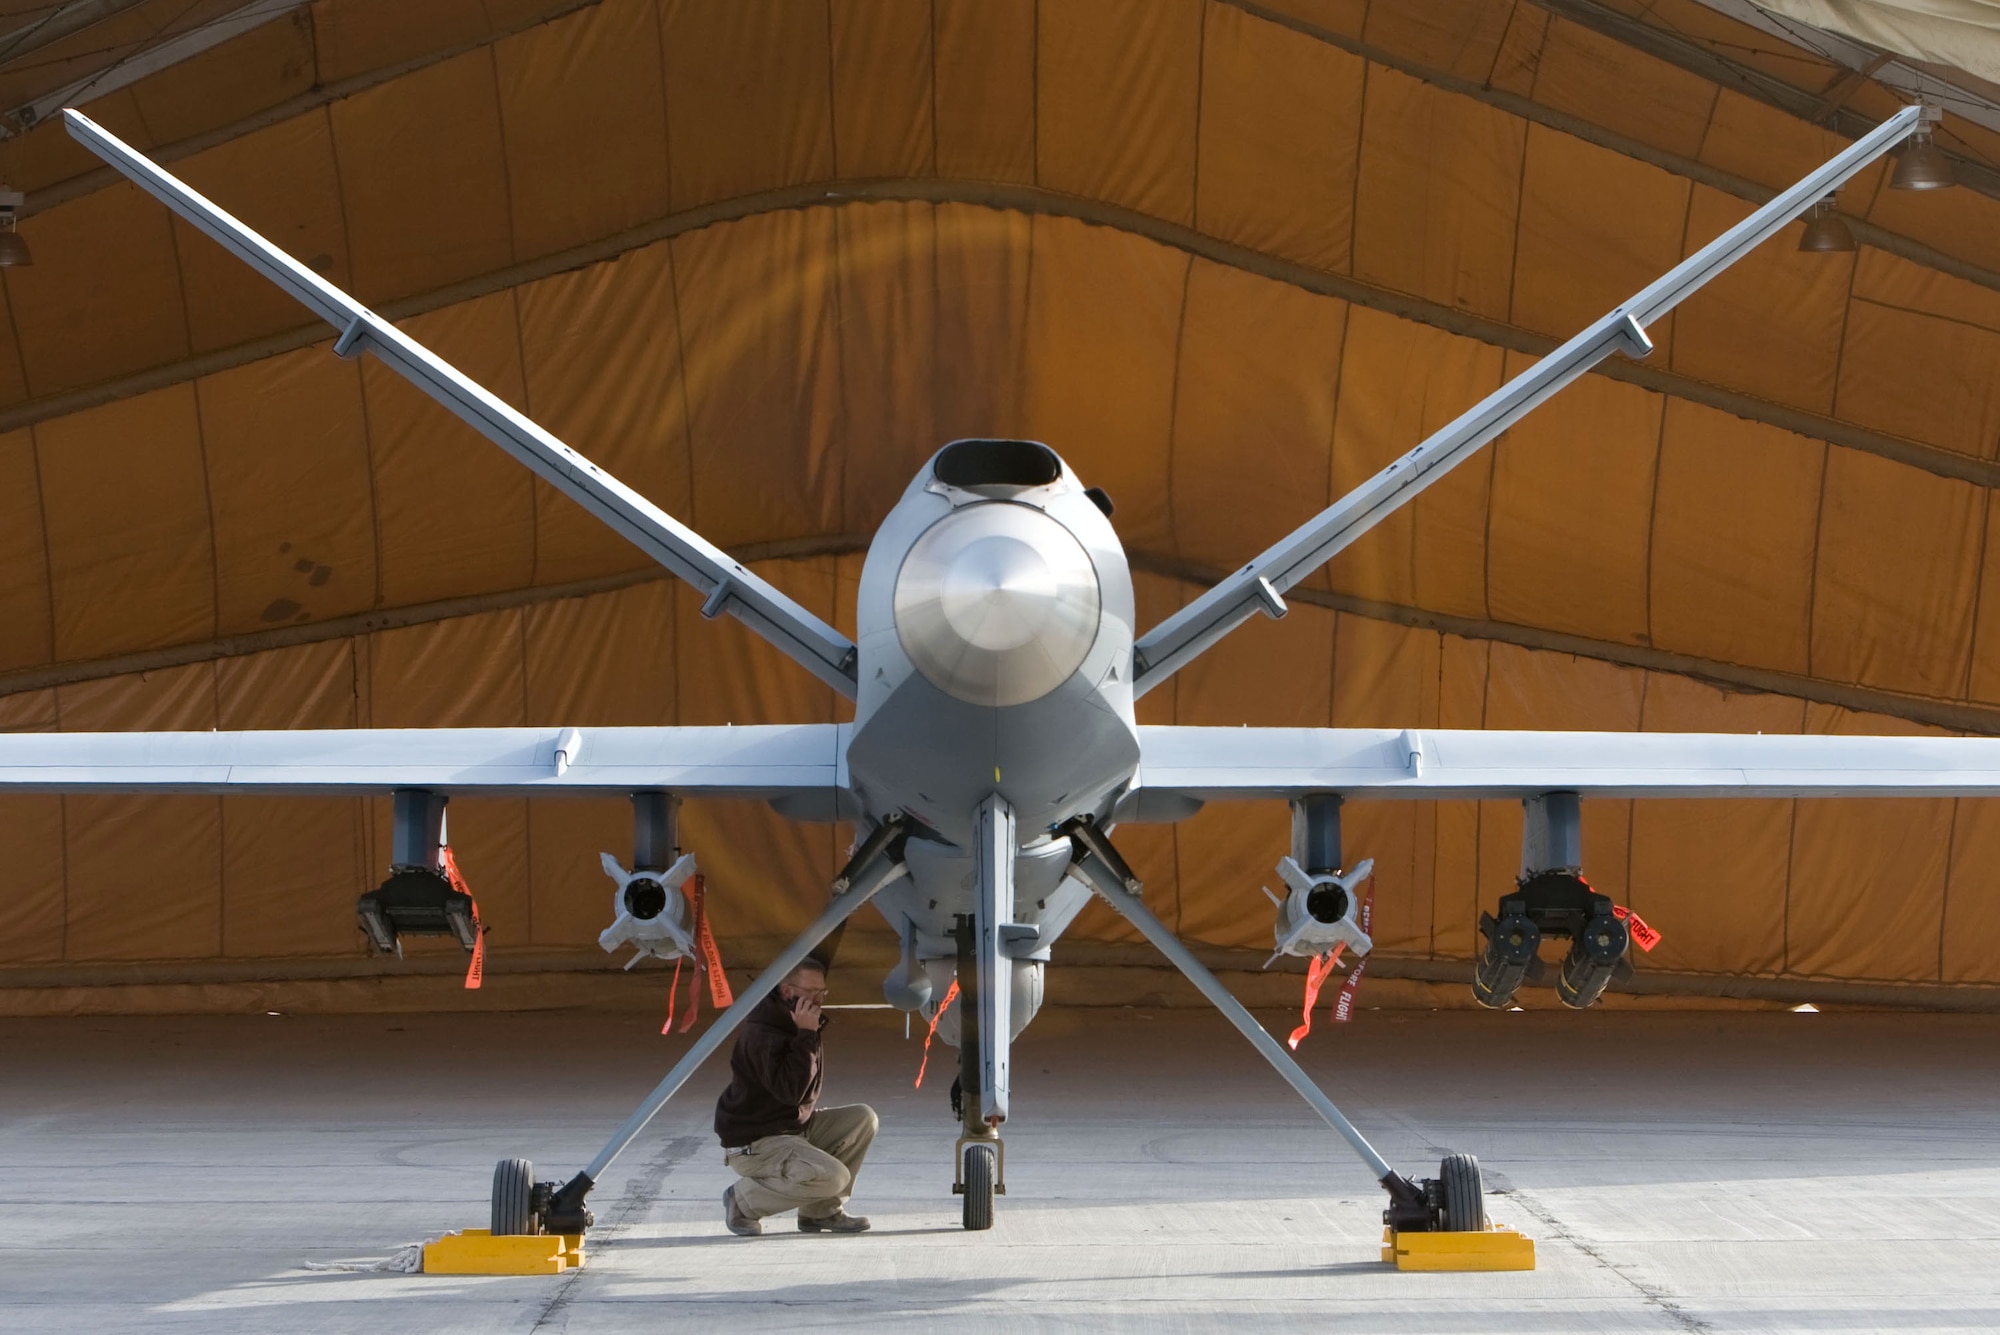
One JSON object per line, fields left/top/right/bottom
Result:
{"left": 3, "top": 0, "right": 2000, "bottom": 1011}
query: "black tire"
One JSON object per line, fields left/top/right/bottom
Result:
{"left": 492, "top": 1157, "right": 537, "bottom": 1236}
{"left": 962, "top": 1144, "right": 996, "bottom": 1231}
{"left": 1439, "top": 1152, "right": 1487, "bottom": 1232}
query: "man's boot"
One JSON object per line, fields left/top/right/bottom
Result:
{"left": 798, "top": 1210, "right": 870, "bottom": 1233}
{"left": 723, "top": 1184, "right": 762, "bottom": 1237}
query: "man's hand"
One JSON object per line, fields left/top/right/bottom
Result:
{"left": 779, "top": 972, "right": 828, "bottom": 1032}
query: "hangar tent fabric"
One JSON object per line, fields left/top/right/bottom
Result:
{"left": 3, "top": 0, "right": 2000, "bottom": 1013}
{"left": 1750, "top": 0, "right": 2000, "bottom": 87}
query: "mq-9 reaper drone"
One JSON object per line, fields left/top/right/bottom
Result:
{"left": 15, "top": 104, "right": 1992, "bottom": 1242}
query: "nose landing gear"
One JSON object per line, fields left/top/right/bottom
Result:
{"left": 948, "top": 873, "right": 1008, "bottom": 1231}
{"left": 930, "top": 796, "right": 1018, "bottom": 1230}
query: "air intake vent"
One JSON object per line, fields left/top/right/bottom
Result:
{"left": 934, "top": 439, "right": 1061, "bottom": 490}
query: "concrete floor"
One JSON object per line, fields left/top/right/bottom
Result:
{"left": 3, "top": 1003, "right": 1997, "bottom": 1333}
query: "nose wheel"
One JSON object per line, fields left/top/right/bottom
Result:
{"left": 954, "top": 1136, "right": 1003, "bottom": 1231}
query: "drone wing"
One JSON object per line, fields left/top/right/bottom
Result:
{"left": 1130, "top": 105, "right": 1924, "bottom": 698}
{"left": 0, "top": 723, "right": 843, "bottom": 798}
{"left": 1132, "top": 725, "right": 2000, "bottom": 803}
{"left": 62, "top": 110, "right": 860, "bottom": 699}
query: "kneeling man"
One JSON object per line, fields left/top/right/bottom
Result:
{"left": 716, "top": 958, "right": 877, "bottom": 1235}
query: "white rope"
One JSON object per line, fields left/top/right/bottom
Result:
{"left": 302, "top": 1242, "right": 425, "bottom": 1274}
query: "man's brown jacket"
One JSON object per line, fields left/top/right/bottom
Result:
{"left": 714, "top": 991, "right": 824, "bottom": 1147}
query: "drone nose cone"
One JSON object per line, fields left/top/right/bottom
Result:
{"left": 895, "top": 505, "right": 1101, "bottom": 707}
{"left": 939, "top": 535, "right": 1063, "bottom": 651}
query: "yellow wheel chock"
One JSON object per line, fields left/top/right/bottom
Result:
{"left": 1382, "top": 1224, "right": 1536, "bottom": 1272}
{"left": 422, "top": 1228, "right": 586, "bottom": 1275}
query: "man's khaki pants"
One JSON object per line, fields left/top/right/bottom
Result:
{"left": 725, "top": 1104, "right": 878, "bottom": 1222}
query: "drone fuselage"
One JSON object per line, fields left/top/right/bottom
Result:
{"left": 843, "top": 441, "right": 1139, "bottom": 1024}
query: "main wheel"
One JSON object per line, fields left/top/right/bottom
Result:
{"left": 492, "top": 1157, "right": 537, "bottom": 1236}
{"left": 1438, "top": 1152, "right": 1487, "bottom": 1232}
{"left": 961, "top": 1144, "right": 996, "bottom": 1231}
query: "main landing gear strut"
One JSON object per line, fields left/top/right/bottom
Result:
{"left": 486, "top": 817, "right": 911, "bottom": 1238}
{"left": 1060, "top": 816, "right": 1487, "bottom": 1236}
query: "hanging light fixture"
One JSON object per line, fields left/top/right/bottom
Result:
{"left": 1891, "top": 104, "right": 1955, "bottom": 191}
{"left": 0, "top": 189, "right": 29, "bottom": 267}
{"left": 1798, "top": 195, "right": 1855, "bottom": 252}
